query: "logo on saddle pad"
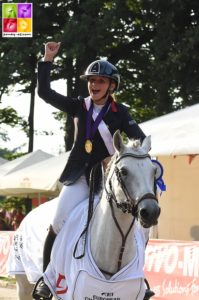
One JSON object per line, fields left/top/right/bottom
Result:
{"left": 56, "top": 273, "right": 68, "bottom": 295}
{"left": 85, "top": 292, "right": 120, "bottom": 300}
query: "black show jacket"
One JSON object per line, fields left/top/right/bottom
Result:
{"left": 37, "top": 61, "right": 146, "bottom": 185}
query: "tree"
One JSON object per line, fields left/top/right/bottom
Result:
{"left": 0, "top": 106, "right": 28, "bottom": 146}
{"left": 154, "top": 0, "right": 199, "bottom": 108}
{"left": 124, "top": 0, "right": 199, "bottom": 117}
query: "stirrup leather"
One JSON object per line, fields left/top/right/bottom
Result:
{"left": 32, "top": 277, "right": 53, "bottom": 300}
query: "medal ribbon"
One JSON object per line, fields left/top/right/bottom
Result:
{"left": 86, "top": 100, "right": 110, "bottom": 142}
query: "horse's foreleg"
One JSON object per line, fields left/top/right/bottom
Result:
{"left": 15, "top": 274, "right": 34, "bottom": 300}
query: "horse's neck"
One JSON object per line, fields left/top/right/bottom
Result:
{"left": 90, "top": 191, "right": 137, "bottom": 278}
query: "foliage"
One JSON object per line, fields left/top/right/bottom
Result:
{"left": 3, "top": 151, "right": 27, "bottom": 161}
{"left": 0, "top": 148, "right": 26, "bottom": 160}
{"left": 0, "top": 107, "right": 28, "bottom": 154}
{"left": 0, "top": 107, "right": 28, "bottom": 138}
{"left": 141, "top": 0, "right": 199, "bottom": 112}
{"left": 0, "top": 196, "right": 25, "bottom": 211}
{"left": 0, "top": 276, "right": 16, "bottom": 284}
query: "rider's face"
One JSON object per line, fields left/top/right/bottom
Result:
{"left": 88, "top": 76, "right": 115, "bottom": 104}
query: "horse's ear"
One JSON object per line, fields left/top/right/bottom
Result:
{"left": 141, "top": 135, "right": 151, "bottom": 153}
{"left": 113, "top": 130, "right": 124, "bottom": 152}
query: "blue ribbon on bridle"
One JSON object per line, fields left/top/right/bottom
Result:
{"left": 151, "top": 159, "right": 166, "bottom": 194}
{"left": 156, "top": 177, "right": 166, "bottom": 193}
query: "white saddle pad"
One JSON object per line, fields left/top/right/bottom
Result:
{"left": 44, "top": 197, "right": 148, "bottom": 300}
{"left": 7, "top": 198, "right": 59, "bottom": 283}
{"left": 74, "top": 270, "right": 145, "bottom": 300}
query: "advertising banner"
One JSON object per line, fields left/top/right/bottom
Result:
{"left": 0, "top": 231, "right": 15, "bottom": 276}
{"left": 145, "top": 239, "right": 199, "bottom": 299}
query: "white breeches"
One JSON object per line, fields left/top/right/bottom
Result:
{"left": 52, "top": 175, "right": 89, "bottom": 234}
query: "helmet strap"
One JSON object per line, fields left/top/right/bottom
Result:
{"left": 101, "top": 81, "right": 112, "bottom": 100}
{"left": 109, "top": 79, "right": 116, "bottom": 93}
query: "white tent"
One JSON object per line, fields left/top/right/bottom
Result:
{"left": 140, "top": 103, "right": 199, "bottom": 156}
{"left": 0, "top": 152, "right": 69, "bottom": 197}
{"left": 0, "top": 157, "right": 8, "bottom": 165}
{"left": 140, "top": 104, "right": 199, "bottom": 241}
{"left": 0, "top": 150, "right": 54, "bottom": 178}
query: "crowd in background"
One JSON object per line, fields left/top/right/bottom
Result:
{"left": 0, "top": 207, "right": 25, "bottom": 230}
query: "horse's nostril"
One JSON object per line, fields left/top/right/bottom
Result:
{"left": 158, "top": 207, "right": 161, "bottom": 217}
{"left": 140, "top": 208, "right": 149, "bottom": 220}
{"left": 139, "top": 206, "right": 160, "bottom": 221}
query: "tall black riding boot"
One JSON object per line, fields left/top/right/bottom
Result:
{"left": 32, "top": 225, "right": 56, "bottom": 300}
{"left": 42, "top": 225, "right": 57, "bottom": 272}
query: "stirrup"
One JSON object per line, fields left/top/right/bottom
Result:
{"left": 143, "top": 278, "right": 155, "bottom": 300}
{"left": 32, "top": 277, "right": 53, "bottom": 300}
{"left": 144, "top": 289, "right": 155, "bottom": 300}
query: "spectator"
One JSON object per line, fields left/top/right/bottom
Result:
{"left": 11, "top": 207, "right": 25, "bottom": 230}
{"left": 0, "top": 208, "right": 10, "bottom": 230}
{"left": 6, "top": 208, "right": 17, "bottom": 229}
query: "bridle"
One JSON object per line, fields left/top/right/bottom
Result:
{"left": 100, "top": 152, "right": 159, "bottom": 275}
{"left": 104, "top": 152, "right": 158, "bottom": 217}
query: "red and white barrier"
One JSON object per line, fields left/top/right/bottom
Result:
{"left": 145, "top": 239, "right": 199, "bottom": 299}
{"left": 0, "top": 232, "right": 199, "bottom": 299}
{"left": 0, "top": 231, "right": 15, "bottom": 276}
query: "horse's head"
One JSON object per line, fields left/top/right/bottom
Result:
{"left": 105, "top": 130, "right": 161, "bottom": 228}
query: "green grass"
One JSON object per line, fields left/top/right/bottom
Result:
{"left": 0, "top": 276, "right": 16, "bottom": 284}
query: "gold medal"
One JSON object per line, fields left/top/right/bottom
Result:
{"left": 85, "top": 139, "right": 93, "bottom": 153}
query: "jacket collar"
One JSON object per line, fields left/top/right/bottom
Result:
{"left": 83, "top": 96, "right": 118, "bottom": 112}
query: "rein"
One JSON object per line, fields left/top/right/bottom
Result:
{"left": 100, "top": 199, "right": 136, "bottom": 276}
{"left": 73, "top": 164, "right": 98, "bottom": 259}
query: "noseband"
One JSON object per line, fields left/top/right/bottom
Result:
{"left": 105, "top": 152, "right": 158, "bottom": 217}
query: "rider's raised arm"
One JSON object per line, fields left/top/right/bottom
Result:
{"left": 37, "top": 42, "right": 80, "bottom": 115}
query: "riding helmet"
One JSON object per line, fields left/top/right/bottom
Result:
{"left": 80, "top": 60, "right": 120, "bottom": 91}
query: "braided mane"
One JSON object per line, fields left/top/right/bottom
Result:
{"left": 127, "top": 139, "right": 141, "bottom": 149}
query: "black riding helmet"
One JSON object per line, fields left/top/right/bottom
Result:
{"left": 80, "top": 60, "right": 120, "bottom": 91}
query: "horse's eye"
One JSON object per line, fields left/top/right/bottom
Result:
{"left": 120, "top": 167, "right": 128, "bottom": 176}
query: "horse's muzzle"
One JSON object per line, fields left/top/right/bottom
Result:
{"left": 138, "top": 199, "right": 161, "bottom": 228}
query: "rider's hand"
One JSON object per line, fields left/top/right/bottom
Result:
{"left": 102, "top": 156, "right": 112, "bottom": 172}
{"left": 43, "top": 42, "right": 61, "bottom": 62}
